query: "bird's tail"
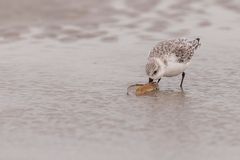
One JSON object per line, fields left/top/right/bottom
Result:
{"left": 191, "top": 38, "right": 201, "bottom": 50}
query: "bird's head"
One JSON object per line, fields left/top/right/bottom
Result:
{"left": 145, "top": 58, "right": 165, "bottom": 83}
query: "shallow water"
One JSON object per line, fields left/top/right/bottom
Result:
{"left": 0, "top": 0, "right": 240, "bottom": 160}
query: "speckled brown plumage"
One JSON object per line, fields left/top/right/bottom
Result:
{"left": 148, "top": 38, "right": 200, "bottom": 63}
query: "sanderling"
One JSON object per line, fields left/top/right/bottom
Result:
{"left": 146, "top": 37, "right": 201, "bottom": 88}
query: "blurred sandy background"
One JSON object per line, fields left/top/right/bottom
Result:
{"left": 0, "top": 0, "right": 240, "bottom": 160}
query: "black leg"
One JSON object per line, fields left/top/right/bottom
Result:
{"left": 180, "top": 72, "right": 185, "bottom": 88}
{"left": 157, "top": 78, "right": 161, "bottom": 83}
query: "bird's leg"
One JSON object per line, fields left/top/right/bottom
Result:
{"left": 180, "top": 72, "right": 185, "bottom": 88}
{"left": 157, "top": 78, "right": 161, "bottom": 83}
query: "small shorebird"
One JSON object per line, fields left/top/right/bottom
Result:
{"left": 146, "top": 37, "right": 201, "bottom": 88}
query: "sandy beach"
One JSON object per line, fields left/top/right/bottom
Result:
{"left": 0, "top": 0, "right": 240, "bottom": 159}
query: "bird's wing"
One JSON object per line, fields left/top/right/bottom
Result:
{"left": 170, "top": 39, "right": 197, "bottom": 63}
{"left": 148, "top": 38, "right": 199, "bottom": 63}
{"left": 148, "top": 40, "right": 172, "bottom": 59}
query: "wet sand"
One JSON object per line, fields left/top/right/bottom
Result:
{"left": 0, "top": 0, "right": 240, "bottom": 160}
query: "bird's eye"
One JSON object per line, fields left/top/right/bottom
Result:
{"left": 153, "top": 70, "right": 157, "bottom": 75}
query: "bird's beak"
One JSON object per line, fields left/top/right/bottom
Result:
{"left": 149, "top": 78, "right": 153, "bottom": 83}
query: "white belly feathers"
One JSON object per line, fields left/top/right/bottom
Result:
{"left": 163, "top": 61, "right": 190, "bottom": 77}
